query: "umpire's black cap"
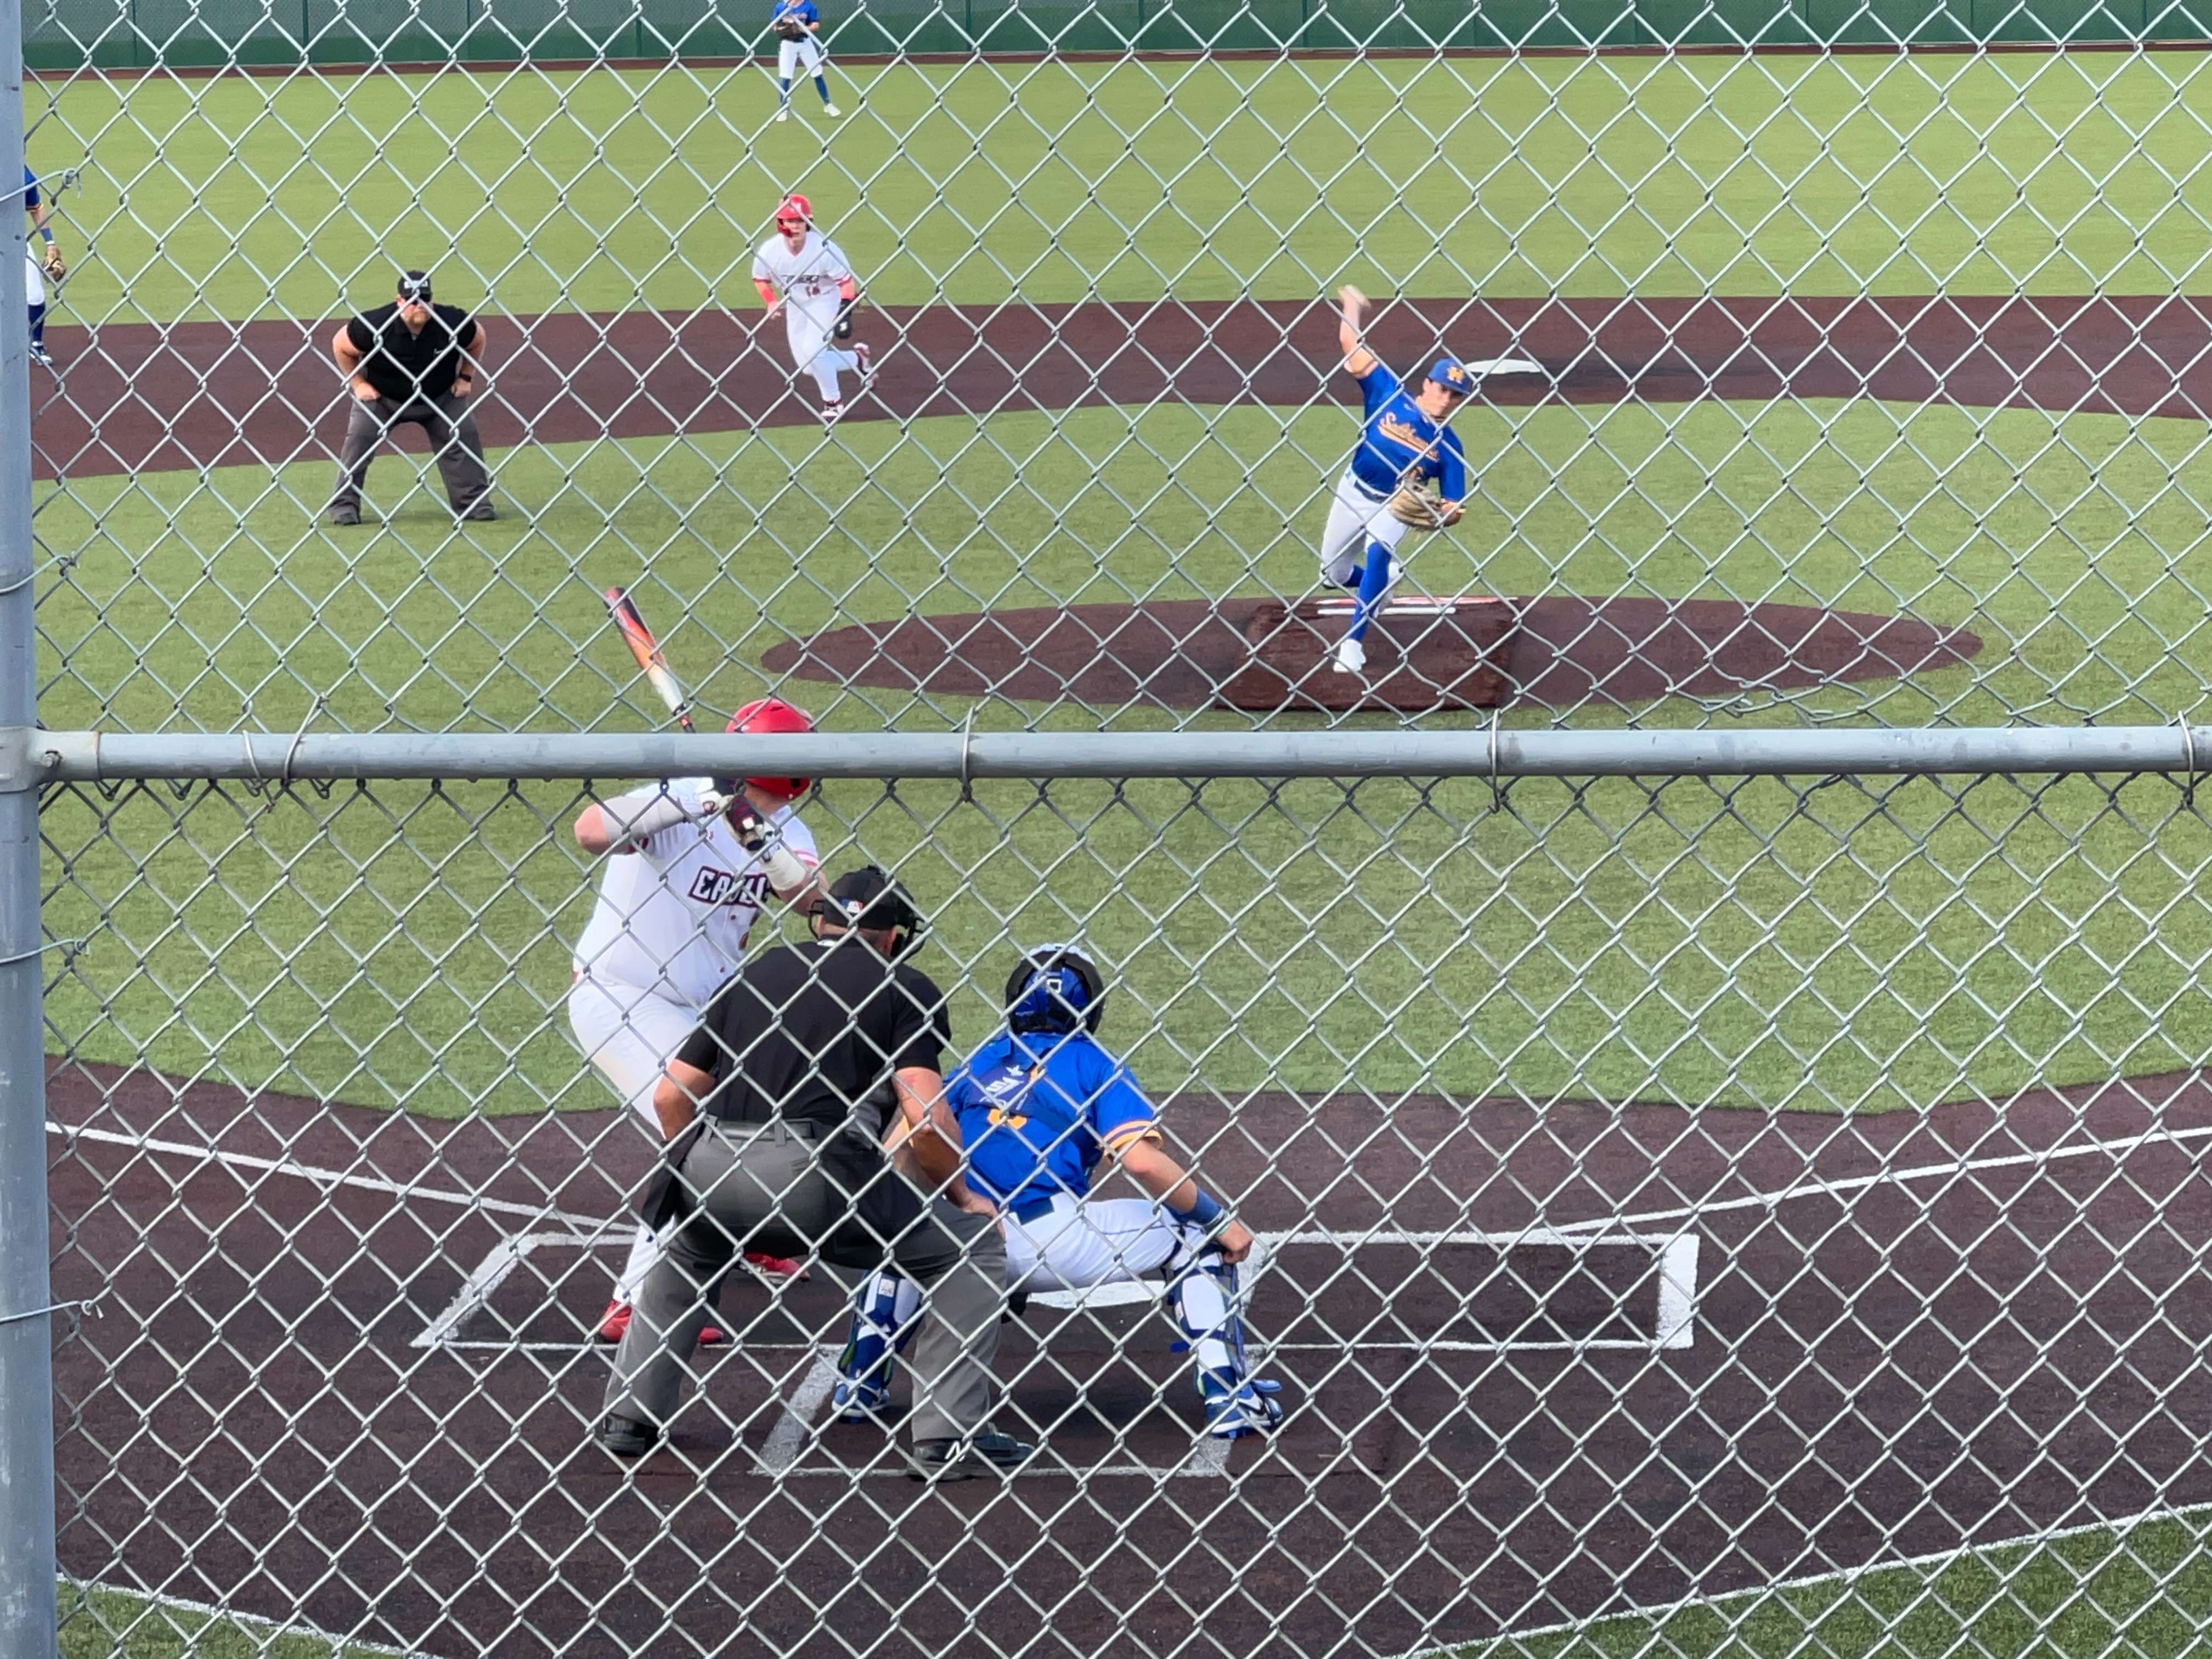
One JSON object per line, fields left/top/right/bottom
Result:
{"left": 398, "top": 269, "right": 433, "bottom": 302}
{"left": 813, "top": 865, "right": 927, "bottom": 956}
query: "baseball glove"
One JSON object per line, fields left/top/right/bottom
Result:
{"left": 775, "top": 18, "right": 808, "bottom": 38}
{"left": 40, "top": 247, "right": 64, "bottom": 282}
{"left": 1386, "top": 483, "right": 1458, "bottom": 532}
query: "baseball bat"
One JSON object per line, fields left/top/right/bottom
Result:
{"left": 603, "top": 587, "right": 696, "bottom": 733}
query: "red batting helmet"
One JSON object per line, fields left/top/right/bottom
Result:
{"left": 727, "top": 696, "right": 815, "bottom": 800}
{"left": 774, "top": 193, "right": 811, "bottom": 233}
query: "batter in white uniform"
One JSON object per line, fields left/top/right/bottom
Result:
{"left": 568, "top": 697, "right": 823, "bottom": 1345}
{"left": 752, "top": 193, "right": 871, "bottom": 424}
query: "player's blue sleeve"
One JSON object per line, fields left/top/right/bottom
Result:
{"left": 1080, "top": 1045, "right": 1159, "bottom": 1153}
{"left": 1438, "top": 429, "right": 1468, "bottom": 500}
{"left": 1356, "top": 362, "right": 1400, "bottom": 417}
{"left": 22, "top": 166, "right": 40, "bottom": 212}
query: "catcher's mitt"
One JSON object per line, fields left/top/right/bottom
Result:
{"left": 1386, "top": 483, "right": 1458, "bottom": 532}
{"left": 775, "top": 18, "right": 808, "bottom": 38}
{"left": 40, "top": 247, "right": 65, "bottom": 283}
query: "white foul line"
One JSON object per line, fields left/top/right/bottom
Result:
{"left": 1397, "top": 1494, "right": 2212, "bottom": 1659}
{"left": 68, "top": 1575, "right": 436, "bottom": 1659}
{"left": 45, "top": 1120, "right": 614, "bottom": 1233}
{"left": 1552, "top": 1119, "right": 2212, "bottom": 1238}
{"left": 410, "top": 1234, "right": 554, "bottom": 1350}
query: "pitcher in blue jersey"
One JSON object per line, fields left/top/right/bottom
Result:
{"left": 833, "top": 945, "right": 1283, "bottom": 1441}
{"left": 1315, "top": 283, "right": 1477, "bottom": 679}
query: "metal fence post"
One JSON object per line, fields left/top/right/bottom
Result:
{"left": 0, "top": 0, "right": 56, "bottom": 1643}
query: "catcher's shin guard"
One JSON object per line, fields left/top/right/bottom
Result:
{"left": 833, "top": 1271, "right": 921, "bottom": 1420}
{"left": 1168, "top": 1252, "right": 1283, "bottom": 1440}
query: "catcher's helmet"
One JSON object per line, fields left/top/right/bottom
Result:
{"left": 811, "top": 865, "right": 927, "bottom": 958}
{"left": 725, "top": 696, "right": 815, "bottom": 801}
{"left": 1005, "top": 944, "right": 1107, "bottom": 1037}
{"left": 774, "top": 192, "right": 812, "bottom": 233}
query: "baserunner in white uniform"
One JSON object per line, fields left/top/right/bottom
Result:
{"left": 752, "top": 192, "right": 872, "bottom": 425}
{"left": 569, "top": 697, "right": 823, "bottom": 1345}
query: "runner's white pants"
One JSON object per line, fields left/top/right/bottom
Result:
{"left": 1316, "top": 471, "right": 1409, "bottom": 589}
{"left": 568, "top": 976, "right": 703, "bottom": 1304}
{"left": 786, "top": 305, "right": 859, "bottom": 403}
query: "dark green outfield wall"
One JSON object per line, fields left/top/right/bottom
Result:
{"left": 22, "top": 0, "right": 2211, "bottom": 72}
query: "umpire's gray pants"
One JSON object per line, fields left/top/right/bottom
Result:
{"left": 329, "top": 392, "right": 492, "bottom": 517}
{"left": 604, "top": 1121, "right": 1007, "bottom": 1446}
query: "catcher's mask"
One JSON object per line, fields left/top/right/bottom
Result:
{"left": 1005, "top": 944, "right": 1107, "bottom": 1037}
{"left": 811, "top": 866, "right": 927, "bottom": 959}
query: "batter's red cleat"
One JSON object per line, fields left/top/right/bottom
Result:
{"left": 593, "top": 1300, "right": 730, "bottom": 1347}
{"left": 745, "top": 1251, "right": 808, "bottom": 1280}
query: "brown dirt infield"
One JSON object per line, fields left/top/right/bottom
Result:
{"left": 30, "top": 293, "right": 2212, "bottom": 481}
{"left": 761, "top": 595, "right": 1982, "bottom": 712}
{"left": 45, "top": 1057, "right": 2212, "bottom": 1657}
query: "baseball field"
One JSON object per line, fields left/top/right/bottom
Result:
{"left": 29, "top": 44, "right": 2212, "bottom": 1659}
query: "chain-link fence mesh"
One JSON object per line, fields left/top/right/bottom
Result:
{"left": 19, "top": 5, "right": 2212, "bottom": 1657}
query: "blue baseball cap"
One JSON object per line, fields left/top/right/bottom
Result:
{"left": 1427, "top": 357, "right": 1473, "bottom": 394}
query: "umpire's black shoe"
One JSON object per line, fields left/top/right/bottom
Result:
{"left": 596, "top": 1413, "right": 662, "bottom": 1459}
{"left": 906, "top": 1431, "right": 1035, "bottom": 1482}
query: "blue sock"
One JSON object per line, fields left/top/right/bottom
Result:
{"left": 27, "top": 304, "right": 44, "bottom": 347}
{"left": 815, "top": 75, "right": 832, "bottom": 103}
{"left": 1348, "top": 541, "right": 1395, "bottom": 642}
{"left": 778, "top": 76, "right": 791, "bottom": 101}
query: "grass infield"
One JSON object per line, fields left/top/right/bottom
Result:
{"left": 34, "top": 400, "right": 2212, "bottom": 1115}
{"left": 26, "top": 51, "right": 2212, "bottom": 326}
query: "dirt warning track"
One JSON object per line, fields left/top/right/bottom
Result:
{"left": 44, "top": 1058, "right": 2212, "bottom": 1658}
{"left": 29, "top": 293, "right": 2212, "bottom": 481}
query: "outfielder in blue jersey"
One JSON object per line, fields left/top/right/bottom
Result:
{"left": 22, "top": 164, "right": 58, "bottom": 368}
{"left": 834, "top": 945, "right": 1283, "bottom": 1441}
{"left": 770, "top": 0, "right": 839, "bottom": 121}
{"left": 1316, "top": 283, "right": 1476, "bottom": 679}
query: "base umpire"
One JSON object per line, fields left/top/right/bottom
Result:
{"left": 596, "top": 866, "right": 1034, "bottom": 1481}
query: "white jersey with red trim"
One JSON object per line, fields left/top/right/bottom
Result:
{"left": 752, "top": 229, "right": 853, "bottom": 328}
{"left": 570, "top": 778, "right": 820, "bottom": 1007}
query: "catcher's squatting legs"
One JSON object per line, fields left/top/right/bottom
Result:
{"left": 835, "top": 1243, "right": 1280, "bottom": 1440}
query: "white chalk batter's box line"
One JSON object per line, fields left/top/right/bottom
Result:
{"left": 414, "top": 1227, "right": 1698, "bottom": 1356}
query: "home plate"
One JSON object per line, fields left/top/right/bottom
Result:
{"left": 1215, "top": 595, "right": 1516, "bottom": 713}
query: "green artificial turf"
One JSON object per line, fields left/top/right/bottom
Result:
{"left": 33, "top": 400, "right": 2212, "bottom": 1115}
{"left": 26, "top": 49, "right": 2212, "bottom": 326}
{"left": 1471, "top": 1508, "right": 2212, "bottom": 1659}
{"left": 58, "top": 1581, "right": 401, "bottom": 1658}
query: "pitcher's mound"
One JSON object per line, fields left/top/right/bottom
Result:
{"left": 760, "top": 596, "right": 1981, "bottom": 714}
{"left": 1217, "top": 596, "right": 1515, "bottom": 712}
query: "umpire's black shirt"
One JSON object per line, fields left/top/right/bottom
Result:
{"left": 347, "top": 300, "right": 476, "bottom": 402}
{"left": 676, "top": 936, "right": 951, "bottom": 1141}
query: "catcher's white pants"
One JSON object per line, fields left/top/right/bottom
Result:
{"left": 786, "top": 306, "right": 859, "bottom": 404}
{"left": 1004, "top": 1192, "right": 1190, "bottom": 1291}
{"left": 1317, "top": 471, "right": 1410, "bottom": 589}
{"left": 777, "top": 34, "right": 826, "bottom": 78}
{"left": 24, "top": 252, "right": 44, "bottom": 311}
{"left": 568, "top": 975, "right": 704, "bottom": 1304}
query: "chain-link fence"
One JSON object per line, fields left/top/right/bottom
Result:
{"left": 15, "top": 2, "right": 2212, "bottom": 1656}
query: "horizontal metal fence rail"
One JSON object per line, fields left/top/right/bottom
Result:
{"left": 37, "top": 723, "right": 2212, "bottom": 780}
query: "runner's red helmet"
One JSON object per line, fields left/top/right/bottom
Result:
{"left": 774, "top": 193, "right": 812, "bottom": 234}
{"left": 727, "top": 697, "right": 815, "bottom": 800}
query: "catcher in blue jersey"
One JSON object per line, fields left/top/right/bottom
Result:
{"left": 833, "top": 945, "right": 1283, "bottom": 1441}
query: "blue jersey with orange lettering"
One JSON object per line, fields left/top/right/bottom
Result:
{"left": 1347, "top": 362, "right": 1468, "bottom": 502}
{"left": 947, "top": 1030, "right": 1159, "bottom": 1208}
{"left": 772, "top": 0, "right": 820, "bottom": 27}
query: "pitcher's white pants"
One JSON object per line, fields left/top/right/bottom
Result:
{"left": 568, "top": 975, "right": 703, "bottom": 1304}
{"left": 1316, "top": 471, "right": 1409, "bottom": 589}
{"left": 786, "top": 306, "right": 859, "bottom": 403}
